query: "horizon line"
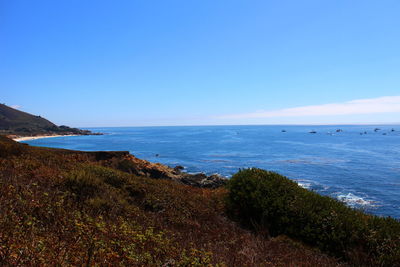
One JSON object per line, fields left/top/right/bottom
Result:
{"left": 77, "top": 122, "right": 400, "bottom": 128}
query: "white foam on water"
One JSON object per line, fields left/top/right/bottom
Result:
{"left": 335, "top": 192, "right": 377, "bottom": 207}
{"left": 295, "top": 180, "right": 313, "bottom": 189}
{"left": 294, "top": 180, "right": 378, "bottom": 209}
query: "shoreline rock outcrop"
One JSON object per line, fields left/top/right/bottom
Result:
{"left": 90, "top": 151, "right": 227, "bottom": 188}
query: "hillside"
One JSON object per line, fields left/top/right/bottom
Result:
{"left": 0, "top": 104, "right": 97, "bottom": 136}
{"left": 0, "top": 136, "right": 343, "bottom": 266}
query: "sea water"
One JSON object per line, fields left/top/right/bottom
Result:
{"left": 23, "top": 125, "right": 400, "bottom": 218}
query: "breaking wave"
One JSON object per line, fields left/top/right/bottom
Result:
{"left": 334, "top": 192, "right": 378, "bottom": 208}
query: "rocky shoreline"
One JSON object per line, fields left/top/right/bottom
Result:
{"left": 89, "top": 150, "right": 228, "bottom": 188}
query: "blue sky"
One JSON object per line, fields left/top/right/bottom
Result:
{"left": 1, "top": 0, "right": 400, "bottom": 126}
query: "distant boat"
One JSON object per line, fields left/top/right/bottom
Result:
{"left": 281, "top": 130, "right": 286, "bottom": 132}
{"left": 374, "top": 128, "right": 380, "bottom": 132}
{"left": 391, "top": 128, "right": 395, "bottom": 132}
{"left": 309, "top": 130, "right": 317, "bottom": 134}
{"left": 336, "top": 129, "right": 343, "bottom": 132}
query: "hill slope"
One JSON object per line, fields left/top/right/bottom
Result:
{"left": 0, "top": 104, "right": 95, "bottom": 136}
{"left": 0, "top": 136, "right": 342, "bottom": 266}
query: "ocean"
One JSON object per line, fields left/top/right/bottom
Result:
{"left": 22, "top": 125, "right": 400, "bottom": 218}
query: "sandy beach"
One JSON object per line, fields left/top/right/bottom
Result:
{"left": 13, "top": 134, "right": 80, "bottom": 142}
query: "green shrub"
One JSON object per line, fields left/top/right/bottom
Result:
{"left": 64, "top": 168, "right": 103, "bottom": 201}
{"left": 227, "top": 168, "right": 400, "bottom": 266}
{"left": 86, "top": 165, "right": 129, "bottom": 188}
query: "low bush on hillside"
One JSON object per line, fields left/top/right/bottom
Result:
{"left": 226, "top": 168, "right": 400, "bottom": 266}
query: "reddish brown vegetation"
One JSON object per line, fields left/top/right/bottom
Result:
{"left": 0, "top": 136, "right": 343, "bottom": 266}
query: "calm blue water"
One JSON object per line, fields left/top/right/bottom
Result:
{"left": 23, "top": 125, "right": 400, "bottom": 218}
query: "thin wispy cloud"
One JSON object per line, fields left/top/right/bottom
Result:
{"left": 217, "top": 96, "right": 400, "bottom": 120}
{"left": 10, "top": 105, "right": 21, "bottom": 110}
